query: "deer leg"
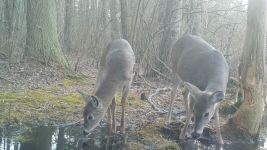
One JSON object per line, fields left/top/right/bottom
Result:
{"left": 168, "top": 76, "right": 179, "bottom": 123}
{"left": 107, "top": 106, "right": 113, "bottom": 134}
{"left": 120, "top": 84, "right": 130, "bottom": 134}
{"left": 215, "top": 107, "right": 224, "bottom": 145}
{"left": 235, "top": 86, "right": 240, "bottom": 103}
{"left": 179, "top": 88, "right": 191, "bottom": 139}
{"left": 111, "top": 97, "right": 116, "bottom": 133}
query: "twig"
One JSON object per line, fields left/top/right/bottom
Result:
{"left": 57, "top": 119, "right": 83, "bottom": 128}
{"left": 147, "top": 87, "right": 171, "bottom": 111}
{"left": 0, "top": 51, "right": 8, "bottom": 59}
{"left": 137, "top": 74, "right": 157, "bottom": 89}
{"left": 156, "top": 56, "right": 172, "bottom": 73}
{"left": 0, "top": 76, "right": 14, "bottom": 84}
{"left": 149, "top": 64, "right": 172, "bottom": 81}
{"left": 74, "top": 52, "right": 84, "bottom": 72}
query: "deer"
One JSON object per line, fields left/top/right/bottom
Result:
{"left": 167, "top": 35, "right": 229, "bottom": 145}
{"left": 78, "top": 39, "right": 135, "bottom": 135}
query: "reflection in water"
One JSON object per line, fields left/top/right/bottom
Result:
{"left": 20, "top": 126, "right": 54, "bottom": 150}
{"left": 56, "top": 128, "right": 65, "bottom": 150}
{"left": 0, "top": 126, "right": 83, "bottom": 150}
{"left": 0, "top": 125, "right": 266, "bottom": 150}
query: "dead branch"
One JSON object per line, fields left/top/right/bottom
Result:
{"left": 0, "top": 76, "right": 14, "bottom": 84}
{"left": 137, "top": 74, "right": 157, "bottom": 89}
{"left": 0, "top": 51, "right": 8, "bottom": 59}
{"left": 57, "top": 118, "right": 83, "bottom": 128}
{"left": 147, "top": 87, "right": 171, "bottom": 112}
{"left": 74, "top": 52, "right": 84, "bottom": 72}
{"left": 148, "top": 63, "right": 172, "bottom": 81}
{"left": 156, "top": 56, "right": 172, "bottom": 73}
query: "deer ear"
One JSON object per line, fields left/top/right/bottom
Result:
{"left": 90, "top": 96, "right": 99, "bottom": 108}
{"left": 183, "top": 82, "right": 200, "bottom": 94}
{"left": 211, "top": 91, "right": 225, "bottom": 103}
{"left": 77, "top": 90, "right": 91, "bottom": 103}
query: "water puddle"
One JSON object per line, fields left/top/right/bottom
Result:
{"left": 0, "top": 124, "right": 266, "bottom": 150}
{"left": 0, "top": 125, "right": 83, "bottom": 150}
{"left": 160, "top": 122, "right": 267, "bottom": 150}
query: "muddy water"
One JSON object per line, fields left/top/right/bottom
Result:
{"left": 0, "top": 125, "right": 267, "bottom": 150}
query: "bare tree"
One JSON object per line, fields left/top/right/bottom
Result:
{"left": 110, "top": 0, "right": 121, "bottom": 39}
{"left": 120, "top": 0, "right": 129, "bottom": 41}
{"left": 181, "top": 0, "right": 202, "bottom": 35}
{"left": 226, "top": 0, "right": 266, "bottom": 137}
{"left": 188, "top": 0, "right": 202, "bottom": 35}
{"left": 158, "top": 0, "right": 180, "bottom": 72}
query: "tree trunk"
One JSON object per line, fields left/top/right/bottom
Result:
{"left": 120, "top": 0, "right": 129, "bottom": 41}
{"left": 181, "top": 0, "right": 202, "bottom": 35}
{"left": 158, "top": 0, "right": 180, "bottom": 72}
{"left": 226, "top": 0, "right": 266, "bottom": 137}
{"left": 110, "top": 0, "right": 121, "bottom": 39}
{"left": 56, "top": 0, "right": 65, "bottom": 47}
{"left": 4, "top": 0, "right": 14, "bottom": 38}
{"left": 25, "top": 0, "right": 67, "bottom": 66}
{"left": 64, "top": 0, "right": 73, "bottom": 52}
{"left": 56, "top": 128, "right": 65, "bottom": 150}
{"left": 188, "top": 0, "right": 202, "bottom": 35}
{"left": 20, "top": 127, "right": 54, "bottom": 150}
{"left": 3, "top": 0, "right": 16, "bottom": 58}
{"left": 101, "top": 0, "right": 108, "bottom": 28}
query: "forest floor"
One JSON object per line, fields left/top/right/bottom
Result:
{"left": 0, "top": 59, "right": 251, "bottom": 149}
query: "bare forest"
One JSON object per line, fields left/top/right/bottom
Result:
{"left": 0, "top": 0, "right": 266, "bottom": 150}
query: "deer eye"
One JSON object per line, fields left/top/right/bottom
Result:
{"left": 87, "top": 115, "right": 94, "bottom": 120}
{"left": 204, "top": 113, "right": 209, "bottom": 117}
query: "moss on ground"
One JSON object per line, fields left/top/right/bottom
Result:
{"left": 0, "top": 79, "right": 85, "bottom": 127}
{"left": 62, "top": 78, "right": 84, "bottom": 87}
{"left": 115, "top": 92, "right": 180, "bottom": 149}
{"left": 128, "top": 123, "right": 180, "bottom": 150}
{"left": 115, "top": 92, "right": 150, "bottom": 110}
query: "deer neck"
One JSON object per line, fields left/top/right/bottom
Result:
{"left": 94, "top": 78, "right": 119, "bottom": 106}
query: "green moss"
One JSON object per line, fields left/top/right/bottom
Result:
{"left": 159, "top": 142, "right": 180, "bottom": 150}
{"left": 127, "top": 142, "right": 145, "bottom": 150}
{"left": 0, "top": 88, "right": 83, "bottom": 126}
{"left": 62, "top": 79, "right": 83, "bottom": 87}
{"left": 61, "top": 94, "right": 82, "bottom": 104}
{"left": 65, "top": 71, "right": 88, "bottom": 79}
{"left": 47, "top": 85, "right": 60, "bottom": 93}
{"left": 115, "top": 92, "right": 149, "bottom": 109}
{"left": 0, "top": 92, "right": 17, "bottom": 100}
{"left": 128, "top": 123, "right": 180, "bottom": 149}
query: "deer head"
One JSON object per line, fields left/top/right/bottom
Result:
{"left": 77, "top": 90, "right": 105, "bottom": 134}
{"left": 184, "top": 82, "right": 225, "bottom": 138}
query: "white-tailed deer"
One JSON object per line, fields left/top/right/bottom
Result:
{"left": 78, "top": 39, "right": 135, "bottom": 135}
{"left": 168, "top": 35, "right": 229, "bottom": 144}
